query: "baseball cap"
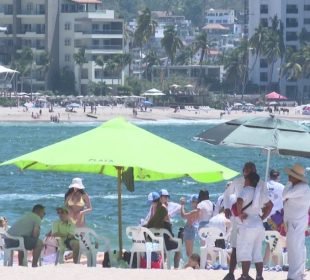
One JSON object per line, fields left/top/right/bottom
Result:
{"left": 188, "top": 194, "right": 199, "bottom": 203}
{"left": 270, "top": 169, "right": 280, "bottom": 177}
{"left": 159, "top": 189, "right": 170, "bottom": 197}
{"left": 147, "top": 192, "right": 160, "bottom": 204}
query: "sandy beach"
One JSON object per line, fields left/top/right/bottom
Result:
{"left": 0, "top": 265, "right": 293, "bottom": 280}
{"left": 0, "top": 105, "right": 310, "bottom": 123}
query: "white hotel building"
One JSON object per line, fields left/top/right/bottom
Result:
{"left": 0, "top": 0, "right": 125, "bottom": 94}
{"left": 249, "top": 0, "right": 310, "bottom": 100}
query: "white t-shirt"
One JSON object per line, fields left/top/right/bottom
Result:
{"left": 197, "top": 200, "right": 214, "bottom": 222}
{"left": 223, "top": 176, "right": 266, "bottom": 210}
{"left": 237, "top": 186, "right": 269, "bottom": 228}
{"left": 213, "top": 194, "right": 224, "bottom": 216}
{"left": 267, "top": 179, "right": 285, "bottom": 216}
{"left": 283, "top": 182, "right": 310, "bottom": 222}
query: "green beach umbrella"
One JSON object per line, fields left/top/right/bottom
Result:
{"left": 196, "top": 114, "right": 310, "bottom": 180}
{"left": 1, "top": 118, "right": 238, "bottom": 255}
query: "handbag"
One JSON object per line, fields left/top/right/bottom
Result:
{"left": 270, "top": 209, "right": 284, "bottom": 226}
{"left": 231, "top": 200, "right": 253, "bottom": 217}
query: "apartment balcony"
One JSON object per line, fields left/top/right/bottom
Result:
{"left": 76, "top": 44, "right": 123, "bottom": 54}
{"left": 16, "top": 31, "right": 45, "bottom": 39}
{"left": 74, "top": 31, "right": 122, "bottom": 40}
{"left": 16, "top": 9, "right": 45, "bottom": 18}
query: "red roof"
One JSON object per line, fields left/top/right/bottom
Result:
{"left": 202, "top": 23, "right": 229, "bottom": 30}
{"left": 71, "top": 0, "right": 101, "bottom": 4}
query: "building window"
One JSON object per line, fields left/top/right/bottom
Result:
{"left": 260, "top": 59, "right": 268, "bottom": 68}
{"left": 286, "top": 4, "right": 298, "bottom": 14}
{"left": 305, "top": 5, "right": 310, "bottom": 11}
{"left": 65, "top": 39, "right": 71, "bottom": 46}
{"left": 65, "top": 23, "right": 71, "bottom": 30}
{"left": 26, "top": 3, "right": 33, "bottom": 13}
{"left": 286, "top": 18, "right": 298, "bottom": 28}
{"left": 65, "top": 54, "right": 71, "bottom": 62}
{"left": 286, "top": 31, "right": 298, "bottom": 41}
{"left": 260, "top": 72, "right": 268, "bottom": 82}
{"left": 260, "top": 4, "right": 268, "bottom": 14}
{"left": 304, "top": 18, "right": 310, "bottom": 24}
{"left": 260, "top": 18, "right": 268, "bottom": 27}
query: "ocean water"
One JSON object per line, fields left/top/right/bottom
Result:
{"left": 0, "top": 121, "right": 309, "bottom": 262}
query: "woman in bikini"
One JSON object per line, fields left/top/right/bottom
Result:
{"left": 65, "top": 178, "right": 92, "bottom": 227}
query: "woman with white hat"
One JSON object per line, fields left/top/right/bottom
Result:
{"left": 64, "top": 178, "right": 92, "bottom": 227}
{"left": 283, "top": 164, "right": 310, "bottom": 280}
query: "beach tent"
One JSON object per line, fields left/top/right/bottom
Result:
{"left": 196, "top": 115, "right": 310, "bottom": 181}
{"left": 0, "top": 118, "right": 238, "bottom": 256}
{"left": 141, "top": 88, "right": 165, "bottom": 96}
{"left": 265, "top": 91, "right": 287, "bottom": 100}
{"left": 0, "top": 65, "right": 18, "bottom": 74}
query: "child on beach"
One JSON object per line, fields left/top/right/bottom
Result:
{"left": 184, "top": 253, "right": 200, "bottom": 269}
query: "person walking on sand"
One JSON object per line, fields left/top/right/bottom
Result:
{"left": 5, "top": 204, "right": 45, "bottom": 267}
{"left": 65, "top": 178, "right": 92, "bottom": 227}
{"left": 283, "top": 164, "right": 310, "bottom": 280}
{"left": 222, "top": 162, "right": 273, "bottom": 280}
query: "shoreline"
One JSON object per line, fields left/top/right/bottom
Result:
{"left": 0, "top": 106, "right": 310, "bottom": 124}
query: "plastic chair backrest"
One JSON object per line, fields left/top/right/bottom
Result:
{"left": 265, "top": 231, "right": 282, "bottom": 254}
{"left": 198, "top": 227, "right": 225, "bottom": 246}
{"left": 75, "top": 227, "right": 109, "bottom": 252}
{"left": 126, "top": 226, "right": 161, "bottom": 251}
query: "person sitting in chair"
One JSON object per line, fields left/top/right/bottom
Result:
{"left": 5, "top": 204, "right": 45, "bottom": 267}
{"left": 52, "top": 206, "right": 79, "bottom": 264}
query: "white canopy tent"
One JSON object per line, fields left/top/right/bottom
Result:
{"left": 141, "top": 88, "right": 165, "bottom": 96}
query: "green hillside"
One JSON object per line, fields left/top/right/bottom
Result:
{"left": 103, "top": 0, "right": 245, "bottom": 25}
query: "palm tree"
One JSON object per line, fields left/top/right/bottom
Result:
{"left": 95, "top": 55, "right": 106, "bottom": 95}
{"left": 12, "top": 47, "right": 34, "bottom": 93}
{"left": 193, "top": 30, "right": 211, "bottom": 85}
{"left": 105, "top": 58, "right": 118, "bottom": 87}
{"left": 223, "top": 40, "right": 249, "bottom": 97}
{"left": 134, "top": 8, "right": 158, "bottom": 48}
{"left": 114, "top": 53, "right": 132, "bottom": 85}
{"left": 161, "top": 25, "right": 183, "bottom": 66}
{"left": 143, "top": 50, "right": 161, "bottom": 80}
{"left": 281, "top": 45, "right": 310, "bottom": 103}
{"left": 263, "top": 16, "right": 285, "bottom": 90}
{"left": 249, "top": 23, "right": 268, "bottom": 72}
{"left": 37, "top": 51, "right": 51, "bottom": 90}
{"left": 134, "top": 8, "right": 157, "bottom": 79}
{"left": 73, "top": 48, "right": 87, "bottom": 94}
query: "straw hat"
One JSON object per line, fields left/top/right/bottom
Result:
{"left": 68, "top": 177, "right": 85, "bottom": 189}
{"left": 285, "top": 164, "right": 308, "bottom": 183}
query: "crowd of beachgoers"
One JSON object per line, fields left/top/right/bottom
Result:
{"left": 1, "top": 162, "right": 309, "bottom": 280}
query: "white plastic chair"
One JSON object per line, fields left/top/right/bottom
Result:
{"left": 126, "top": 226, "right": 165, "bottom": 269}
{"left": 198, "top": 227, "right": 228, "bottom": 269}
{"left": 0, "top": 228, "right": 27, "bottom": 266}
{"left": 56, "top": 227, "right": 109, "bottom": 267}
{"left": 75, "top": 227, "right": 109, "bottom": 267}
{"left": 149, "top": 228, "right": 182, "bottom": 269}
{"left": 264, "top": 230, "right": 294, "bottom": 267}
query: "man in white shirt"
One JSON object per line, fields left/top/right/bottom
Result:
{"left": 222, "top": 162, "right": 272, "bottom": 280}
{"left": 283, "top": 164, "right": 310, "bottom": 280}
{"left": 263, "top": 169, "right": 285, "bottom": 267}
{"left": 267, "top": 170, "right": 285, "bottom": 218}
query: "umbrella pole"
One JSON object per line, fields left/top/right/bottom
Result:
{"left": 117, "top": 167, "right": 123, "bottom": 259}
{"left": 265, "top": 149, "right": 271, "bottom": 182}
